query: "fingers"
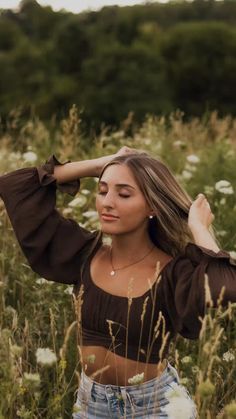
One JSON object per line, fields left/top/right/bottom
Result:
{"left": 195, "top": 193, "right": 214, "bottom": 217}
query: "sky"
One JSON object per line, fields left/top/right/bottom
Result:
{"left": 0, "top": 0, "right": 155, "bottom": 14}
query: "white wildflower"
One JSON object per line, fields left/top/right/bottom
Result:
{"left": 223, "top": 350, "right": 235, "bottom": 362}
{"left": 36, "top": 348, "right": 57, "bottom": 366}
{"left": 229, "top": 251, "right": 236, "bottom": 261}
{"left": 173, "top": 140, "right": 186, "bottom": 149}
{"left": 217, "top": 230, "right": 227, "bottom": 237}
{"left": 219, "top": 197, "right": 226, "bottom": 206}
{"left": 22, "top": 151, "right": 38, "bottom": 163}
{"left": 9, "top": 151, "right": 22, "bottom": 161}
{"left": 204, "top": 185, "right": 214, "bottom": 196}
{"left": 36, "top": 277, "right": 47, "bottom": 285}
{"left": 181, "top": 356, "right": 192, "bottom": 364}
{"left": 82, "top": 210, "right": 98, "bottom": 220}
{"left": 23, "top": 372, "right": 40, "bottom": 386}
{"left": 215, "top": 180, "right": 234, "bottom": 195}
{"left": 182, "top": 170, "right": 193, "bottom": 180}
{"left": 186, "top": 154, "right": 200, "bottom": 164}
{"left": 185, "top": 163, "right": 197, "bottom": 172}
{"left": 68, "top": 196, "right": 87, "bottom": 207}
{"left": 163, "top": 383, "right": 196, "bottom": 419}
{"left": 81, "top": 189, "right": 90, "bottom": 195}
{"left": 128, "top": 372, "right": 144, "bottom": 385}
{"left": 64, "top": 286, "right": 74, "bottom": 295}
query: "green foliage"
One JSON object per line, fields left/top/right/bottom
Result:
{"left": 1, "top": 1, "right": 236, "bottom": 131}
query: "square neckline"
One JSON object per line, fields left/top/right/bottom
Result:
{"left": 86, "top": 243, "right": 176, "bottom": 300}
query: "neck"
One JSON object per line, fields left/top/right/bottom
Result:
{"left": 108, "top": 230, "right": 155, "bottom": 265}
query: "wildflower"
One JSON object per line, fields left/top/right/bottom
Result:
{"left": 215, "top": 180, "right": 234, "bottom": 195}
{"left": 173, "top": 140, "right": 186, "bottom": 149}
{"left": 204, "top": 185, "right": 214, "bottom": 196}
{"left": 191, "top": 366, "right": 199, "bottom": 374}
{"left": 181, "top": 356, "right": 192, "bottom": 364}
{"left": 128, "top": 372, "right": 144, "bottom": 385}
{"left": 36, "top": 277, "right": 47, "bottom": 285}
{"left": 36, "top": 348, "right": 57, "bottom": 366}
{"left": 22, "top": 151, "right": 38, "bottom": 163}
{"left": 68, "top": 196, "right": 87, "bottom": 207}
{"left": 225, "top": 401, "right": 236, "bottom": 418}
{"left": 197, "top": 379, "right": 215, "bottom": 397}
{"left": 163, "top": 383, "right": 196, "bottom": 418}
{"left": 229, "top": 251, "right": 236, "bottom": 261}
{"left": 64, "top": 286, "right": 74, "bottom": 295}
{"left": 82, "top": 210, "right": 98, "bottom": 220}
{"left": 217, "top": 230, "right": 227, "bottom": 237}
{"left": 186, "top": 154, "right": 200, "bottom": 164}
{"left": 23, "top": 372, "right": 40, "bottom": 387}
{"left": 223, "top": 350, "right": 235, "bottom": 362}
{"left": 182, "top": 170, "right": 193, "bottom": 180}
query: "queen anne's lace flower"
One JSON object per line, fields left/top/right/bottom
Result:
{"left": 186, "top": 154, "right": 200, "bottom": 164}
{"left": 223, "top": 350, "right": 235, "bottom": 362}
{"left": 22, "top": 151, "right": 38, "bottom": 163}
{"left": 128, "top": 372, "right": 144, "bottom": 385}
{"left": 215, "top": 180, "right": 234, "bottom": 195}
{"left": 163, "top": 383, "right": 196, "bottom": 419}
{"left": 36, "top": 348, "right": 57, "bottom": 366}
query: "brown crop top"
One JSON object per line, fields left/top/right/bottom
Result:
{"left": 0, "top": 155, "right": 236, "bottom": 364}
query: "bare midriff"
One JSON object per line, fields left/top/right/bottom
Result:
{"left": 80, "top": 345, "right": 167, "bottom": 386}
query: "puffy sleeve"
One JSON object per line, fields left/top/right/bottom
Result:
{"left": 163, "top": 243, "right": 236, "bottom": 339}
{"left": 0, "top": 155, "right": 100, "bottom": 284}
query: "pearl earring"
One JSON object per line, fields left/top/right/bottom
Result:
{"left": 149, "top": 215, "right": 154, "bottom": 219}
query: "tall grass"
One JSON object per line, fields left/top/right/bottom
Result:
{"left": 0, "top": 108, "right": 236, "bottom": 418}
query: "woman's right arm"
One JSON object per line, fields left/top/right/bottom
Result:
{"left": 0, "top": 154, "right": 113, "bottom": 285}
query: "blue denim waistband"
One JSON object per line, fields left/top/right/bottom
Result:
{"left": 79, "top": 359, "right": 179, "bottom": 397}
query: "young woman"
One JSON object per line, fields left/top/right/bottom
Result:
{"left": 0, "top": 146, "right": 235, "bottom": 418}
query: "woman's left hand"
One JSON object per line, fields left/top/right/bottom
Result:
{"left": 188, "top": 193, "right": 214, "bottom": 232}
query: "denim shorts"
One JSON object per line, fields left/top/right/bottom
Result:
{"left": 72, "top": 361, "right": 197, "bottom": 418}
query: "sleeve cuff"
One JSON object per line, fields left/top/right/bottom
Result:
{"left": 37, "top": 155, "right": 80, "bottom": 196}
{"left": 185, "top": 242, "right": 236, "bottom": 266}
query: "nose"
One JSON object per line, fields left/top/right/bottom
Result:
{"left": 100, "top": 191, "right": 115, "bottom": 208}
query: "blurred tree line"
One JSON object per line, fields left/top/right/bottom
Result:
{"left": 1, "top": 0, "right": 236, "bottom": 134}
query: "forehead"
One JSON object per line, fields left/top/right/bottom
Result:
{"left": 99, "top": 164, "right": 138, "bottom": 188}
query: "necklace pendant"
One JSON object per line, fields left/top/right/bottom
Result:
{"left": 110, "top": 270, "right": 115, "bottom": 276}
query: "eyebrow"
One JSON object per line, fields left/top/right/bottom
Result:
{"left": 98, "top": 180, "right": 136, "bottom": 190}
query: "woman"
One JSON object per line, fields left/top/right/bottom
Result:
{"left": 0, "top": 146, "right": 235, "bottom": 418}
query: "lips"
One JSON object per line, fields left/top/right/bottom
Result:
{"left": 101, "top": 213, "right": 119, "bottom": 219}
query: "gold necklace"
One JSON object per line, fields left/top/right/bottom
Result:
{"left": 109, "top": 245, "right": 155, "bottom": 276}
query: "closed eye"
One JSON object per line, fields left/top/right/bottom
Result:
{"left": 97, "top": 192, "right": 130, "bottom": 198}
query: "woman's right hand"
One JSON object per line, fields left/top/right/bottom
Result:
{"left": 96, "top": 146, "right": 144, "bottom": 176}
{"left": 114, "top": 146, "right": 141, "bottom": 156}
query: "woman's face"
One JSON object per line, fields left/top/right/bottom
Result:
{"left": 96, "top": 164, "right": 152, "bottom": 235}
